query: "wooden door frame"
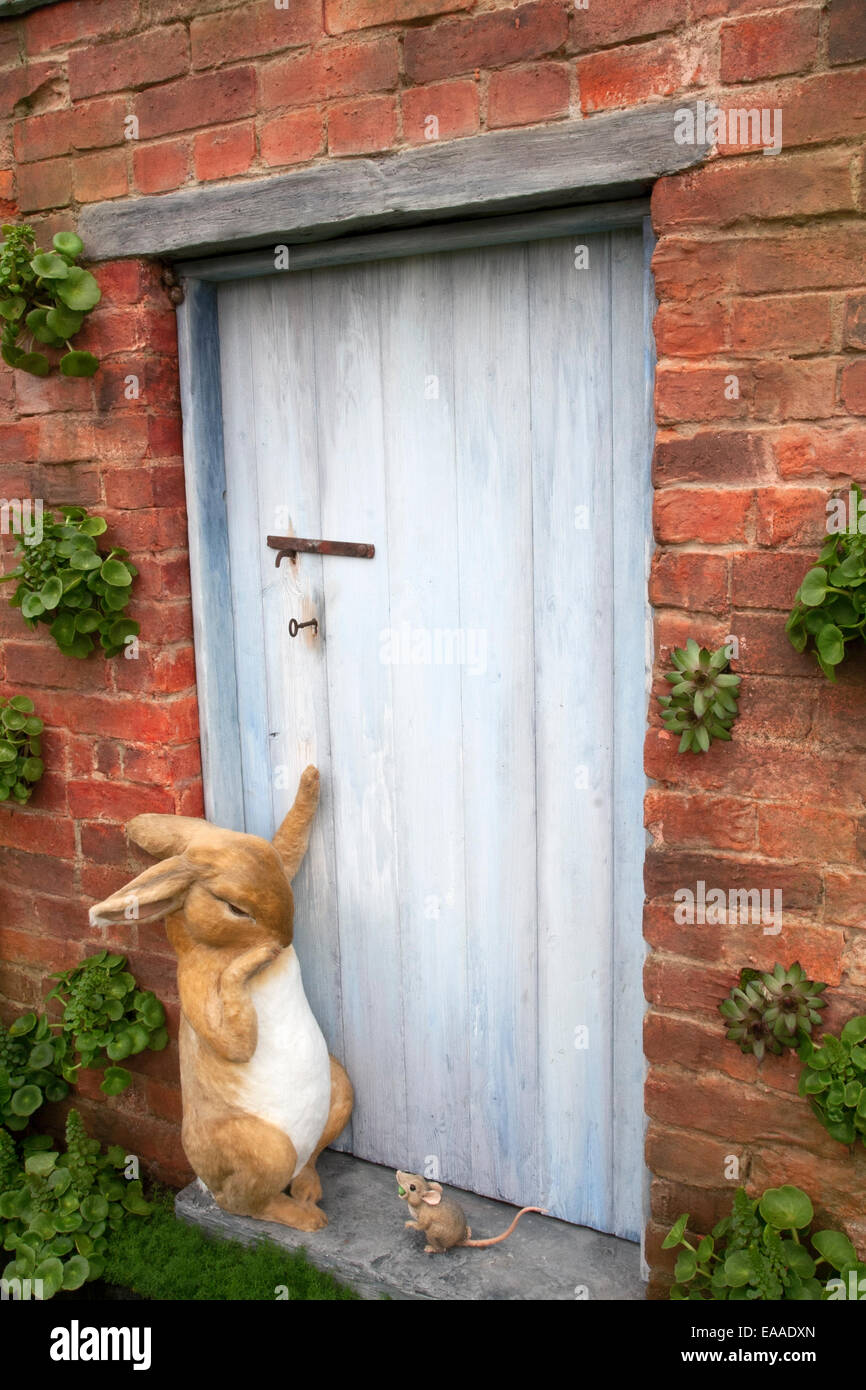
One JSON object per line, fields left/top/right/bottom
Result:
{"left": 76, "top": 107, "right": 710, "bottom": 1256}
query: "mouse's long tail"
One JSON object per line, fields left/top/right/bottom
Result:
{"left": 459, "top": 1207, "right": 546, "bottom": 1248}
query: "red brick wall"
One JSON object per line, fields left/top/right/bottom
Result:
{"left": 1, "top": 0, "right": 865, "bottom": 1286}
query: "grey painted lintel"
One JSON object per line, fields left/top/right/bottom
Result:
{"left": 80, "top": 102, "right": 709, "bottom": 264}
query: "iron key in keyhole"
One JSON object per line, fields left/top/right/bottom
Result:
{"left": 289, "top": 617, "right": 318, "bottom": 638}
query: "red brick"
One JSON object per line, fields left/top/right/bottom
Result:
{"left": 133, "top": 140, "right": 190, "bottom": 194}
{"left": 717, "top": 69, "right": 866, "bottom": 156}
{"left": 0, "top": 928, "right": 82, "bottom": 971}
{"left": 757, "top": 804, "right": 856, "bottom": 864}
{"left": 651, "top": 238, "right": 736, "bottom": 303}
{"left": 404, "top": 2, "right": 568, "bottom": 84}
{"left": 36, "top": 691, "right": 199, "bottom": 744}
{"left": 24, "top": 0, "right": 141, "bottom": 54}
{"left": 729, "top": 227, "right": 866, "bottom": 295}
{"left": 656, "top": 366, "right": 752, "bottom": 424}
{"left": 68, "top": 779, "right": 175, "bottom": 821}
{"left": 649, "top": 550, "right": 729, "bottom": 615}
{"left": 0, "top": 807, "right": 76, "bottom": 859}
{"left": 646, "top": 1115, "right": 744, "bottom": 1188}
{"left": 754, "top": 486, "right": 829, "bottom": 548}
{"left": 261, "top": 38, "right": 397, "bottom": 110}
{"left": 191, "top": 0, "right": 321, "bottom": 68}
{"left": 33, "top": 414, "right": 96, "bottom": 462}
{"left": 730, "top": 550, "right": 814, "bottom": 609}
{"left": 644, "top": 790, "right": 755, "bottom": 853}
{"left": 578, "top": 37, "right": 706, "bottom": 114}
{"left": 652, "top": 151, "right": 855, "bottom": 232}
{"left": 326, "top": 0, "right": 473, "bottom": 34}
{"left": 400, "top": 80, "right": 478, "bottom": 145}
{"left": 646, "top": 1064, "right": 842, "bottom": 1150}
{"left": 829, "top": 0, "right": 866, "bottom": 65}
{"left": 68, "top": 27, "right": 189, "bottom": 101}
{"left": 653, "top": 487, "right": 753, "bottom": 544}
{"left": 653, "top": 430, "right": 771, "bottom": 485}
{"left": 4, "top": 639, "right": 111, "bottom": 691}
{"left": 80, "top": 820, "right": 131, "bottom": 866}
{"left": 645, "top": 726, "right": 866, "bottom": 810}
{"left": 16, "top": 158, "right": 70, "bottom": 212}
{"left": 260, "top": 108, "right": 325, "bottom": 167}
{"left": 4, "top": 58, "right": 64, "bottom": 110}
{"left": 147, "top": 415, "right": 183, "bottom": 458}
{"left": 653, "top": 300, "right": 727, "bottom": 357}
{"left": 328, "top": 95, "right": 397, "bottom": 156}
{"left": 841, "top": 360, "right": 866, "bottom": 415}
{"left": 720, "top": 7, "right": 820, "bottom": 83}
{"left": 193, "top": 122, "right": 255, "bottom": 181}
{"left": 134, "top": 67, "right": 256, "bottom": 139}
{"left": 3, "top": 846, "right": 76, "bottom": 896}
{"left": 74, "top": 149, "right": 129, "bottom": 203}
{"left": 570, "top": 0, "right": 682, "bottom": 50}
{"left": 730, "top": 293, "right": 833, "bottom": 356}
{"left": 487, "top": 63, "right": 570, "bottom": 129}
{"left": 752, "top": 360, "right": 837, "bottom": 422}
{"left": 645, "top": 849, "right": 822, "bottom": 915}
{"left": 772, "top": 425, "right": 866, "bottom": 479}
{"left": 15, "top": 97, "right": 126, "bottom": 163}
{"left": 144, "top": 1078, "right": 183, "bottom": 1125}
{"left": 14, "top": 371, "right": 93, "bottom": 416}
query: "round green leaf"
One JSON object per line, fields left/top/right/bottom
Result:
{"left": 54, "top": 265, "right": 101, "bottom": 311}
{"left": 812, "top": 1228, "right": 857, "bottom": 1272}
{"left": 9, "top": 695, "right": 35, "bottom": 713}
{"left": 781, "top": 1240, "right": 815, "bottom": 1278}
{"left": 841, "top": 1016, "right": 866, "bottom": 1047}
{"left": 799, "top": 567, "right": 828, "bottom": 606}
{"left": 816, "top": 623, "right": 845, "bottom": 667}
{"left": 31, "top": 251, "right": 69, "bottom": 280}
{"left": 16, "top": 351, "right": 51, "bottom": 377}
{"left": 28, "top": 1040, "right": 54, "bottom": 1068}
{"left": 21, "top": 757, "right": 44, "bottom": 781}
{"left": 25, "top": 308, "right": 63, "bottom": 345}
{"left": 53, "top": 232, "right": 84, "bottom": 259}
{"left": 39, "top": 576, "right": 63, "bottom": 610}
{"left": 61, "top": 1254, "right": 90, "bottom": 1290}
{"left": 100, "top": 558, "right": 133, "bottom": 587}
{"left": 34, "top": 1256, "right": 64, "bottom": 1297}
{"left": 724, "top": 1249, "right": 754, "bottom": 1287}
{"left": 0, "top": 295, "right": 26, "bottom": 321}
{"left": 0, "top": 739, "right": 17, "bottom": 763}
{"left": 80, "top": 1194, "right": 108, "bottom": 1223}
{"left": 46, "top": 303, "right": 84, "bottom": 338}
{"left": 675, "top": 1249, "right": 697, "bottom": 1281}
{"left": 68, "top": 548, "right": 103, "bottom": 572}
{"left": 100, "top": 1066, "right": 132, "bottom": 1097}
{"left": 74, "top": 610, "right": 101, "bottom": 633}
{"left": 9, "top": 1011, "right": 37, "bottom": 1037}
{"left": 60, "top": 350, "right": 99, "bottom": 378}
{"left": 759, "top": 1185, "right": 813, "bottom": 1231}
{"left": 105, "top": 1033, "right": 132, "bottom": 1062}
{"left": 10, "top": 1083, "right": 43, "bottom": 1116}
{"left": 79, "top": 516, "right": 107, "bottom": 537}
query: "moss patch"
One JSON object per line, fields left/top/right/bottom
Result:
{"left": 104, "top": 1186, "right": 360, "bottom": 1301}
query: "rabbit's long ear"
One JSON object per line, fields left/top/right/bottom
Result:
{"left": 127, "top": 814, "right": 205, "bottom": 860}
{"left": 273, "top": 765, "right": 320, "bottom": 880}
{"left": 89, "top": 858, "right": 195, "bottom": 927}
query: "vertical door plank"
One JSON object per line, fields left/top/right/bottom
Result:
{"left": 246, "top": 274, "right": 349, "bottom": 1126}
{"left": 311, "top": 263, "right": 408, "bottom": 1162}
{"left": 378, "top": 253, "right": 471, "bottom": 1184}
{"left": 530, "top": 233, "right": 615, "bottom": 1227}
{"left": 451, "top": 244, "right": 538, "bottom": 1205}
{"left": 611, "top": 226, "right": 653, "bottom": 1240}
{"left": 216, "top": 282, "right": 273, "bottom": 838}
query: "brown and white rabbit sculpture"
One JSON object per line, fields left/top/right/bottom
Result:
{"left": 89, "top": 766, "right": 353, "bottom": 1232}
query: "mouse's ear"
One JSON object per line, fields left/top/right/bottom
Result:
{"left": 421, "top": 1184, "right": 443, "bottom": 1206}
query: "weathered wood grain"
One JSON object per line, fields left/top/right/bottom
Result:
{"left": 81, "top": 104, "right": 707, "bottom": 262}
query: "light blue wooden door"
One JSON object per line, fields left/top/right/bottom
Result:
{"left": 215, "top": 228, "right": 651, "bottom": 1239}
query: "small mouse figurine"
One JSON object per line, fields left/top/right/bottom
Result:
{"left": 396, "top": 1170, "right": 545, "bottom": 1253}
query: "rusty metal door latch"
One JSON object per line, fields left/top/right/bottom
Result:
{"left": 267, "top": 535, "right": 375, "bottom": 567}
{"left": 288, "top": 618, "right": 318, "bottom": 638}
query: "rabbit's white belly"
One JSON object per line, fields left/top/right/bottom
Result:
{"left": 239, "top": 946, "right": 331, "bottom": 1178}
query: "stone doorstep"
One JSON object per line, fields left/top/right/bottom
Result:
{"left": 175, "top": 1150, "right": 646, "bottom": 1302}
